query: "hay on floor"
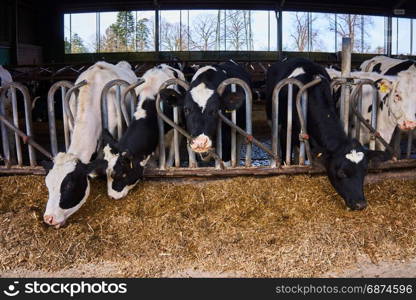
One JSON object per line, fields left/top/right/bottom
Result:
{"left": 0, "top": 174, "right": 415, "bottom": 277}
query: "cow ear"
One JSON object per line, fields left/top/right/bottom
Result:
{"left": 376, "top": 79, "right": 393, "bottom": 93}
{"left": 85, "top": 159, "right": 108, "bottom": 175}
{"left": 221, "top": 90, "right": 244, "bottom": 111}
{"left": 102, "top": 129, "right": 119, "bottom": 152}
{"left": 159, "top": 88, "right": 183, "bottom": 107}
{"left": 366, "top": 150, "right": 391, "bottom": 163}
{"left": 41, "top": 160, "right": 54, "bottom": 174}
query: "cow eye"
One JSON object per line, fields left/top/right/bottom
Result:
{"left": 394, "top": 94, "right": 402, "bottom": 102}
{"left": 209, "top": 110, "right": 217, "bottom": 117}
{"left": 183, "top": 107, "right": 191, "bottom": 116}
{"left": 122, "top": 173, "right": 127, "bottom": 178}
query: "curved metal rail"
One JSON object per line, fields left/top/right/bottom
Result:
{"left": 349, "top": 79, "right": 396, "bottom": 155}
{"left": 47, "top": 80, "right": 74, "bottom": 155}
{"left": 101, "top": 79, "right": 134, "bottom": 140}
{"left": 155, "top": 78, "right": 201, "bottom": 169}
{"left": 121, "top": 79, "right": 144, "bottom": 125}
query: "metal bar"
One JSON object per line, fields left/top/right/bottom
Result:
{"left": 299, "top": 92, "right": 308, "bottom": 165}
{"left": 354, "top": 85, "right": 362, "bottom": 142}
{"left": 0, "top": 87, "right": 11, "bottom": 165}
{"left": 121, "top": 79, "right": 143, "bottom": 124}
{"left": 61, "top": 86, "right": 70, "bottom": 150}
{"left": 369, "top": 83, "right": 378, "bottom": 150}
{"left": 64, "top": 80, "right": 88, "bottom": 130}
{"left": 286, "top": 84, "right": 293, "bottom": 165}
{"left": 115, "top": 85, "right": 123, "bottom": 140}
{"left": 0, "top": 114, "right": 53, "bottom": 160}
{"left": 100, "top": 79, "right": 131, "bottom": 137}
{"left": 231, "top": 110, "right": 237, "bottom": 167}
{"left": 157, "top": 100, "right": 166, "bottom": 170}
{"left": 173, "top": 106, "right": 180, "bottom": 167}
{"left": 3, "top": 161, "right": 416, "bottom": 177}
{"left": 215, "top": 118, "right": 223, "bottom": 169}
{"left": 47, "top": 80, "right": 73, "bottom": 156}
{"left": 341, "top": 37, "right": 352, "bottom": 134}
{"left": 216, "top": 78, "right": 254, "bottom": 167}
{"left": 10, "top": 86, "right": 22, "bottom": 166}
{"left": 349, "top": 80, "right": 396, "bottom": 156}
{"left": 295, "top": 77, "right": 322, "bottom": 165}
{"left": 155, "top": 78, "right": 219, "bottom": 168}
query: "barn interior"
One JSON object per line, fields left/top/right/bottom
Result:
{"left": 1, "top": 0, "right": 416, "bottom": 278}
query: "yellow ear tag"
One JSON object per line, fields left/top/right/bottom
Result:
{"left": 379, "top": 83, "right": 390, "bottom": 94}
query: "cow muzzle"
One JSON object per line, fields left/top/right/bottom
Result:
{"left": 190, "top": 134, "right": 213, "bottom": 153}
{"left": 399, "top": 120, "right": 416, "bottom": 131}
{"left": 348, "top": 201, "right": 367, "bottom": 211}
{"left": 43, "top": 215, "right": 66, "bottom": 228}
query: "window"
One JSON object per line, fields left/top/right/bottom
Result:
{"left": 65, "top": 11, "right": 155, "bottom": 53}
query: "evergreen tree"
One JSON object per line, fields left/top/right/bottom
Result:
{"left": 70, "top": 33, "right": 88, "bottom": 53}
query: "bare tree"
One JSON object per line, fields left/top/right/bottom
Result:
{"left": 160, "top": 19, "right": 188, "bottom": 51}
{"left": 289, "top": 12, "right": 322, "bottom": 51}
{"left": 189, "top": 14, "right": 217, "bottom": 50}
{"left": 329, "top": 14, "right": 374, "bottom": 52}
{"left": 225, "top": 10, "right": 250, "bottom": 51}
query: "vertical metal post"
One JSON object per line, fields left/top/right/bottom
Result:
{"left": 369, "top": 84, "right": 378, "bottom": 150}
{"left": 157, "top": 103, "right": 166, "bottom": 170}
{"left": 286, "top": 84, "right": 293, "bottom": 165}
{"left": 231, "top": 110, "right": 237, "bottom": 167}
{"left": 11, "top": 87, "right": 22, "bottom": 166}
{"left": 341, "top": 37, "right": 351, "bottom": 135}
{"left": 187, "top": 144, "right": 197, "bottom": 168}
{"left": 215, "top": 118, "right": 223, "bottom": 169}
{"left": 271, "top": 88, "right": 279, "bottom": 168}
{"left": 411, "top": 19, "right": 414, "bottom": 55}
{"left": 0, "top": 94, "right": 11, "bottom": 163}
{"left": 224, "top": 10, "right": 227, "bottom": 51}
{"left": 299, "top": 93, "right": 308, "bottom": 165}
{"left": 115, "top": 86, "right": 123, "bottom": 140}
{"left": 396, "top": 18, "right": 399, "bottom": 54}
{"left": 276, "top": 9, "right": 283, "bottom": 53}
{"left": 245, "top": 86, "right": 252, "bottom": 167}
{"left": 61, "top": 86, "right": 70, "bottom": 150}
{"left": 155, "top": 7, "right": 160, "bottom": 53}
{"left": 268, "top": 11, "right": 270, "bottom": 51}
{"left": 335, "top": 14, "right": 338, "bottom": 52}
{"left": 354, "top": 86, "right": 362, "bottom": 142}
{"left": 387, "top": 17, "right": 393, "bottom": 56}
{"left": 173, "top": 106, "right": 180, "bottom": 167}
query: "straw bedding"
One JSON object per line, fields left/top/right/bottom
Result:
{"left": 0, "top": 174, "right": 415, "bottom": 277}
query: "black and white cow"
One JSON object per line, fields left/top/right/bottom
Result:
{"left": 360, "top": 56, "right": 416, "bottom": 75}
{"left": 42, "top": 61, "right": 138, "bottom": 227}
{"left": 165, "top": 60, "right": 252, "bottom": 164}
{"left": 327, "top": 68, "right": 416, "bottom": 150}
{"left": 266, "top": 58, "right": 387, "bottom": 210}
{"left": 98, "top": 64, "right": 185, "bottom": 199}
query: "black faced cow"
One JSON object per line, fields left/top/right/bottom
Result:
{"left": 164, "top": 60, "right": 252, "bottom": 165}
{"left": 266, "top": 58, "right": 388, "bottom": 210}
{"left": 98, "top": 64, "right": 185, "bottom": 199}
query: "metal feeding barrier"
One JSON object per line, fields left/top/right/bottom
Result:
{"left": 101, "top": 79, "right": 138, "bottom": 140}
{"left": 0, "top": 82, "right": 52, "bottom": 170}
{"left": 155, "top": 77, "right": 282, "bottom": 171}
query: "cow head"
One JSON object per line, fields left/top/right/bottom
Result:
{"left": 161, "top": 69, "right": 244, "bottom": 153}
{"left": 325, "top": 139, "right": 389, "bottom": 210}
{"left": 100, "top": 129, "right": 145, "bottom": 200}
{"left": 377, "top": 70, "right": 416, "bottom": 131}
{"left": 42, "top": 153, "right": 97, "bottom": 228}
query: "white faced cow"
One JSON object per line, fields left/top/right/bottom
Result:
{"left": 327, "top": 68, "right": 416, "bottom": 150}
{"left": 42, "top": 61, "right": 138, "bottom": 227}
{"left": 98, "top": 64, "right": 185, "bottom": 199}
{"left": 360, "top": 56, "right": 416, "bottom": 75}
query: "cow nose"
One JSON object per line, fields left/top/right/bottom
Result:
{"left": 401, "top": 120, "right": 416, "bottom": 130}
{"left": 351, "top": 201, "right": 367, "bottom": 211}
{"left": 43, "top": 215, "right": 55, "bottom": 225}
{"left": 190, "top": 135, "right": 212, "bottom": 153}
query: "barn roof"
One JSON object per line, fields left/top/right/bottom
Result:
{"left": 38, "top": 0, "right": 416, "bottom": 18}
